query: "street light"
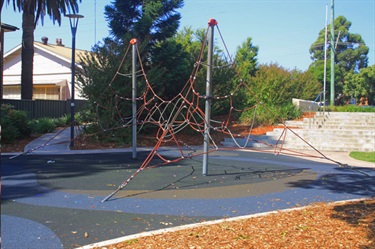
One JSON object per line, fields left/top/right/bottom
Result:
{"left": 66, "top": 14, "right": 84, "bottom": 147}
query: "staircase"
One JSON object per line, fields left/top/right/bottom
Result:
{"left": 221, "top": 112, "right": 375, "bottom": 152}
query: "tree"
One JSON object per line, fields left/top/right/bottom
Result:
{"left": 307, "top": 60, "right": 343, "bottom": 101}
{"left": 343, "top": 65, "right": 375, "bottom": 105}
{"left": 3, "top": 0, "right": 81, "bottom": 99}
{"left": 310, "top": 16, "right": 369, "bottom": 72}
{"left": 238, "top": 64, "right": 321, "bottom": 125}
{"left": 250, "top": 64, "right": 319, "bottom": 106}
{"left": 147, "top": 39, "right": 191, "bottom": 100}
{"left": 101, "top": 0, "right": 184, "bottom": 98}
{"left": 309, "top": 16, "right": 369, "bottom": 100}
{"left": 234, "top": 37, "right": 258, "bottom": 78}
{"left": 104, "top": 0, "right": 183, "bottom": 59}
{"left": 218, "top": 37, "right": 259, "bottom": 113}
{"left": 175, "top": 27, "right": 208, "bottom": 64}
{"left": 77, "top": 38, "right": 133, "bottom": 130}
{"left": 77, "top": 0, "right": 184, "bottom": 130}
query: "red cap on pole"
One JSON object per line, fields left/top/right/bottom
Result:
{"left": 130, "top": 38, "right": 138, "bottom": 45}
{"left": 208, "top": 18, "right": 218, "bottom": 26}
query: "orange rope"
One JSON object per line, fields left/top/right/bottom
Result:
{"left": 75, "top": 26, "right": 351, "bottom": 202}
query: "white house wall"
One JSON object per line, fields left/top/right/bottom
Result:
{"left": 3, "top": 44, "right": 85, "bottom": 100}
{"left": 34, "top": 48, "right": 71, "bottom": 75}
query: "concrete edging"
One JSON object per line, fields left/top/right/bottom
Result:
{"left": 77, "top": 198, "right": 370, "bottom": 249}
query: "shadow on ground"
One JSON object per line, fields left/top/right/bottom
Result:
{"left": 332, "top": 200, "right": 375, "bottom": 249}
{"left": 2, "top": 151, "right": 310, "bottom": 201}
{"left": 287, "top": 167, "right": 375, "bottom": 197}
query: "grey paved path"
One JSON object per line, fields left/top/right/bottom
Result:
{"left": 1, "top": 128, "right": 374, "bottom": 249}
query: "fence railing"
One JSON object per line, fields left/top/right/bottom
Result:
{"left": 1, "top": 99, "right": 88, "bottom": 119}
{"left": 308, "top": 91, "right": 326, "bottom": 129}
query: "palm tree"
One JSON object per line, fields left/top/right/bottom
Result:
{"left": 3, "top": 0, "right": 81, "bottom": 99}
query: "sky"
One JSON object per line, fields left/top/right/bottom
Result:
{"left": 2, "top": 0, "right": 374, "bottom": 71}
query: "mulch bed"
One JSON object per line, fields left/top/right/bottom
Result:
{"left": 92, "top": 198, "right": 375, "bottom": 249}
{"left": 2, "top": 112, "right": 313, "bottom": 153}
{"left": 1, "top": 136, "right": 40, "bottom": 153}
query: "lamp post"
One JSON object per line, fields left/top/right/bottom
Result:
{"left": 66, "top": 14, "right": 84, "bottom": 148}
{"left": 330, "top": 0, "right": 335, "bottom": 106}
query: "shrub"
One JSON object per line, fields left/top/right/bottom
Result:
{"left": 1, "top": 104, "right": 31, "bottom": 143}
{"left": 1, "top": 117, "right": 20, "bottom": 143}
{"left": 81, "top": 122, "right": 131, "bottom": 146}
{"left": 54, "top": 115, "right": 70, "bottom": 127}
{"left": 29, "top": 118, "right": 56, "bottom": 134}
{"left": 323, "top": 105, "right": 375, "bottom": 112}
{"left": 239, "top": 104, "right": 301, "bottom": 126}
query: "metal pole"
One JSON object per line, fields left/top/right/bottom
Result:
{"left": 131, "top": 39, "right": 138, "bottom": 159}
{"left": 330, "top": 0, "right": 335, "bottom": 106}
{"left": 66, "top": 14, "right": 83, "bottom": 148}
{"left": 94, "top": 0, "right": 97, "bottom": 44}
{"left": 323, "top": 4, "right": 328, "bottom": 114}
{"left": 202, "top": 19, "right": 217, "bottom": 176}
{"left": 70, "top": 26, "right": 77, "bottom": 148}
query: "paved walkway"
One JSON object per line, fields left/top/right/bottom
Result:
{"left": 1, "top": 128, "right": 374, "bottom": 249}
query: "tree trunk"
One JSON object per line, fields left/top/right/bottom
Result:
{"left": 21, "top": 10, "right": 35, "bottom": 100}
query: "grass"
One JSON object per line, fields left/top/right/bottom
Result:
{"left": 349, "top": 151, "right": 375, "bottom": 163}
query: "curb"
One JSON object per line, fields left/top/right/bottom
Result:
{"left": 77, "top": 198, "right": 370, "bottom": 249}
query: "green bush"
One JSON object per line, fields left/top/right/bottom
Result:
{"left": 1, "top": 104, "right": 31, "bottom": 143}
{"left": 82, "top": 122, "right": 131, "bottom": 146}
{"left": 0, "top": 104, "right": 85, "bottom": 144}
{"left": 28, "top": 118, "right": 57, "bottom": 134}
{"left": 54, "top": 115, "right": 70, "bottom": 127}
{"left": 239, "top": 104, "right": 301, "bottom": 126}
{"left": 279, "top": 103, "right": 302, "bottom": 121}
{"left": 1, "top": 117, "right": 20, "bottom": 143}
{"left": 323, "top": 105, "right": 375, "bottom": 112}
{"left": 108, "top": 127, "right": 131, "bottom": 146}
{"left": 75, "top": 109, "right": 95, "bottom": 124}
{"left": 28, "top": 115, "right": 75, "bottom": 135}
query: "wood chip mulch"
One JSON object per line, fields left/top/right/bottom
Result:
{"left": 93, "top": 198, "right": 375, "bottom": 249}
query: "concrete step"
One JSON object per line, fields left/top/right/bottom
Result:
{"left": 221, "top": 112, "right": 375, "bottom": 152}
{"left": 315, "top": 112, "right": 375, "bottom": 117}
{"left": 221, "top": 140, "right": 374, "bottom": 152}
{"left": 223, "top": 134, "right": 374, "bottom": 146}
{"left": 313, "top": 112, "right": 374, "bottom": 120}
{"left": 285, "top": 120, "right": 374, "bottom": 130}
{"left": 310, "top": 118, "right": 375, "bottom": 123}
{"left": 222, "top": 136, "right": 374, "bottom": 152}
{"left": 309, "top": 120, "right": 375, "bottom": 125}
{"left": 277, "top": 144, "right": 374, "bottom": 152}
{"left": 283, "top": 120, "right": 305, "bottom": 128}
{"left": 268, "top": 128, "right": 375, "bottom": 136}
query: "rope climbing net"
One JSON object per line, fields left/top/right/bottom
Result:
{"left": 9, "top": 20, "right": 354, "bottom": 200}
{"left": 94, "top": 20, "right": 352, "bottom": 202}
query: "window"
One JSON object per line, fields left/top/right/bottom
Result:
{"left": 3, "top": 86, "right": 21, "bottom": 99}
{"left": 33, "top": 86, "right": 59, "bottom": 100}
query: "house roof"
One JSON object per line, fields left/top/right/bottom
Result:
{"left": 5, "top": 78, "right": 67, "bottom": 86}
{"left": 34, "top": 41, "right": 89, "bottom": 62}
{"left": 4, "top": 40, "right": 89, "bottom": 63}
{"left": 1, "top": 23, "right": 19, "bottom": 32}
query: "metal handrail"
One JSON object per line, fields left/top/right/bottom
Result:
{"left": 308, "top": 91, "right": 325, "bottom": 128}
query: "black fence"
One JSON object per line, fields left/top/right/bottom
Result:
{"left": 1, "top": 99, "right": 88, "bottom": 119}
